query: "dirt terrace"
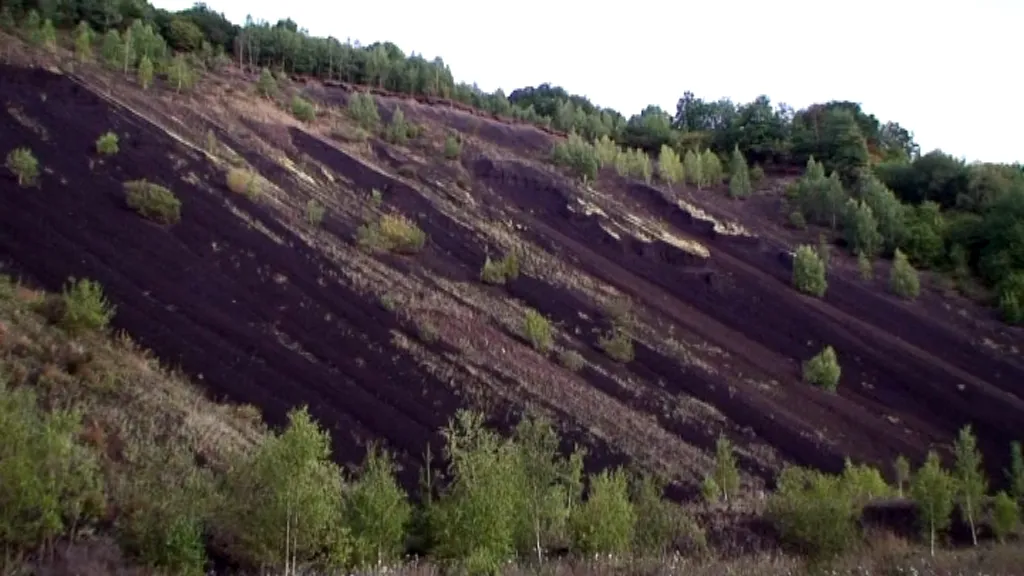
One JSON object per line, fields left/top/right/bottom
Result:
{"left": 1, "top": 56, "right": 1023, "bottom": 508}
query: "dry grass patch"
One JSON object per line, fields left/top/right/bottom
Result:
{"left": 357, "top": 213, "right": 427, "bottom": 255}
{"left": 225, "top": 168, "right": 260, "bottom": 199}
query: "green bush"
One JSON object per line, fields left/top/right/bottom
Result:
{"left": 348, "top": 92, "right": 380, "bottom": 131}
{"left": 443, "top": 134, "right": 462, "bottom": 160}
{"left": 61, "top": 277, "right": 116, "bottom": 335}
{"left": 480, "top": 251, "right": 520, "bottom": 285}
{"left": 357, "top": 213, "right": 426, "bottom": 254}
{"left": 216, "top": 407, "right": 348, "bottom": 572}
{"left": 225, "top": 168, "right": 259, "bottom": 199}
{"left": 552, "top": 131, "right": 599, "bottom": 183}
{"left": 0, "top": 381, "right": 105, "bottom": 553}
{"left": 256, "top": 67, "right": 278, "bottom": 98}
{"left": 792, "top": 245, "right": 827, "bottom": 297}
{"left": 803, "top": 345, "right": 841, "bottom": 392}
{"left": 124, "top": 180, "right": 182, "bottom": 225}
{"left": 767, "top": 466, "right": 858, "bottom": 563}
{"left": 889, "top": 248, "right": 920, "bottom": 300}
{"left": 523, "top": 308, "right": 553, "bottom": 354}
{"left": 788, "top": 210, "right": 807, "bottom": 230}
{"left": 998, "top": 272, "right": 1024, "bottom": 324}
{"left": 344, "top": 444, "right": 411, "bottom": 569}
{"left": 750, "top": 164, "right": 766, "bottom": 184}
{"left": 385, "top": 107, "right": 411, "bottom": 144}
{"left": 291, "top": 95, "right": 316, "bottom": 123}
{"left": 569, "top": 468, "right": 636, "bottom": 555}
{"left": 96, "top": 132, "right": 119, "bottom": 156}
{"left": 5, "top": 147, "right": 39, "bottom": 187}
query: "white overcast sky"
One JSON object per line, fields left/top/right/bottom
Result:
{"left": 153, "top": 0, "right": 1022, "bottom": 164}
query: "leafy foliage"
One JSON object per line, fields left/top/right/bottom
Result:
{"left": 443, "top": 133, "right": 462, "bottom": 160}
{"left": 990, "top": 491, "right": 1020, "bottom": 543}
{"left": 291, "top": 95, "right": 316, "bottom": 123}
{"left": 552, "top": 132, "right": 599, "bottom": 183}
{"left": 96, "top": 131, "right": 119, "bottom": 156}
{"left": 792, "top": 245, "right": 827, "bottom": 297}
{"left": 598, "top": 326, "right": 634, "bottom": 363}
{"left": 523, "top": 308, "right": 553, "bottom": 354}
{"left": 952, "top": 425, "right": 987, "bottom": 546}
{"left": 347, "top": 91, "right": 381, "bottom": 131}
{"left": 480, "top": 251, "right": 520, "bottom": 285}
{"left": 344, "top": 444, "right": 411, "bottom": 569}
{"left": 569, "top": 468, "right": 635, "bottom": 556}
{"left": 912, "top": 451, "right": 956, "bottom": 556}
{"left": 0, "top": 381, "right": 105, "bottom": 554}
{"left": 256, "top": 67, "right": 277, "bottom": 98}
{"left": 217, "top": 407, "right": 348, "bottom": 571}
{"left": 5, "top": 147, "right": 39, "bottom": 187}
{"left": 61, "top": 277, "right": 116, "bottom": 335}
{"left": 357, "top": 213, "right": 427, "bottom": 254}
{"left": 767, "top": 466, "right": 858, "bottom": 563}
{"left": 803, "top": 346, "right": 841, "bottom": 392}
{"left": 889, "top": 248, "right": 921, "bottom": 300}
{"left": 728, "top": 146, "right": 751, "bottom": 198}
{"left": 124, "top": 179, "right": 182, "bottom": 225}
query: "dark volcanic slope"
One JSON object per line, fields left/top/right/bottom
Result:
{"left": 0, "top": 66, "right": 463, "bottom": 485}
{"left": 3, "top": 62, "right": 1024, "bottom": 497}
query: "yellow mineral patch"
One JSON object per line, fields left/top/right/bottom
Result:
{"left": 676, "top": 198, "right": 752, "bottom": 237}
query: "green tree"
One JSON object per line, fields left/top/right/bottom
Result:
{"left": 511, "top": 415, "right": 577, "bottom": 563}
{"left": 96, "top": 131, "right": 119, "bottom": 156}
{"left": 217, "top": 407, "right": 348, "bottom": 572}
{"left": 701, "top": 149, "right": 723, "bottom": 187}
{"left": 792, "top": 245, "right": 827, "bottom": 297}
{"left": 889, "top": 248, "right": 920, "bottom": 300}
{"left": 594, "top": 135, "right": 620, "bottom": 168}
{"left": 991, "top": 491, "right": 1020, "bottom": 543}
{"left": 101, "top": 29, "right": 121, "bottom": 68}
{"left": 0, "top": 7, "right": 14, "bottom": 31}
{"left": 569, "top": 468, "right": 635, "bottom": 555}
{"left": 728, "top": 146, "right": 751, "bottom": 198}
{"left": 859, "top": 176, "right": 906, "bottom": 252}
{"left": 767, "top": 466, "right": 858, "bottom": 564}
{"left": 74, "top": 21, "right": 93, "bottom": 61}
{"left": 684, "top": 149, "right": 703, "bottom": 189}
{"left": 552, "top": 132, "right": 599, "bottom": 183}
{"left": 348, "top": 92, "right": 380, "bottom": 131}
{"left": 911, "top": 450, "right": 955, "bottom": 557}
{"left": 429, "top": 410, "right": 521, "bottom": 574}
{"left": 658, "top": 144, "right": 683, "bottom": 190}
{"left": 257, "top": 67, "right": 278, "bottom": 98}
{"left": 843, "top": 199, "right": 883, "bottom": 257}
{"left": 291, "top": 95, "right": 316, "bottom": 123}
{"left": 386, "top": 106, "right": 409, "bottom": 143}
{"left": 137, "top": 55, "right": 153, "bottom": 90}
{"left": 443, "top": 134, "right": 461, "bottom": 160}
{"left": 953, "top": 424, "right": 987, "bottom": 546}
{"left": 344, "top": 443, "right": 411, "bottom": 569}
{"left": 894, "top": 455, "right": 910, "bottom": 498}
{"left": 712, "top": 435, "right": 741, "bottom": 504}
{"left": 40, "top": 18, "right": 56, "bottom": 52}
{"left": 24, "top": 10, "right": 41, "bottom": 44}
{"left": 61, "top": 277, "right": 116, "bottom": 335}
{"left": 1007, "top": 441, "right": 1024, "bottom": 504}
{"left": 0, "top": 381, "right": 105, "bottom": 554}
{"left": 630, "top": 472, "right": 692, "bottom": 557}
{"left": 803, "top": 345, "right": 841, "bottom": 392}
{"left": 167, "top": 53, "right": 195, "bottom": 93}
{"left": 858, "top": 253, "right": 873, "bottom": 281}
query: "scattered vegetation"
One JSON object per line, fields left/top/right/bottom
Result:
{"left": 552, "top": 131, "right": 599, "bottom": 183}
{"left": 256, "top": 67, "right": 277, "bottom": 98}
{"left": 889, "top": 248, "right": 920, "bottom": 300}
{"left": 803, "top": 346, "right": 841, "bottom": 392}
{"left": 5, "top": 147, "right": 39, "bottom": 187}
{"left": 598, "top": 326, "right": 634, "bottom": 363}
{"left": 522, "top": 308, "right": 553, "bottom": 354}
{"left": 443, "top": 133, "right": 462, "bottom": 160}
{"left": 348, "top": 91, "right": 380, "bottom": 131}
{"left": 124, "top": 179, "right": 182, "bottom": 225}
{"left": 558, "top": 349, "right": 585, "bottom": 372}
{"left": 59, "top": 277, "right": 116, "bottom": 335}
{"left": 95, "top": 131, "right": 119, "bottom": 156}
{"left": 225, "top": 168, "right": 259, "bottom": 199}
{"left": 728, "top": 145, "right": 751, "bottom": 198}
{"left": 792, "top": 245, "right": 827, "bottom": 297}
{"left": 290, "top": 95, "right": 316, "bottom": 123}
{"left": 306, "top": 198, "right": 325, "bottom": 227}
{"left": 480, "top": 251, "right": 520, "bottom": 285}
{"left": 357, "top": 213, "right": 427, "bottom": 254}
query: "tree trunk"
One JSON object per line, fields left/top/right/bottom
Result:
{"left": 929, "top": 521, "right": 935, "bottom": 557}
{"left": 967, "top": 499, "right": 978, "bottom": 546}
{"left": 534, "top": 518, "right": 542, "bottom": 565}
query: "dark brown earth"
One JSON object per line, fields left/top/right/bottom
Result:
{"left": 2, "top": 44, "right": 1023, "bottom": 526}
